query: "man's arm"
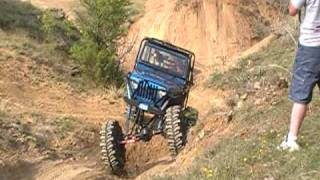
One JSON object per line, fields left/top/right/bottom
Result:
{"left": 289, "top": 0, "right": 306, "bottom": 16}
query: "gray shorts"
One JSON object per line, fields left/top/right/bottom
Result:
{"left": 289, "top": 44, "right": 320, "bottom": 104}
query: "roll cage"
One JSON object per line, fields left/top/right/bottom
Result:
{"left": 134, "top": 38, "right": 195, "bottom": 86}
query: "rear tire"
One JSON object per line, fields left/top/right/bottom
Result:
{"left": 164, "top": 105, "right": 184, "bottom": 156}
{"left": 100, "top": 120, "right": 126, "bottom": 174}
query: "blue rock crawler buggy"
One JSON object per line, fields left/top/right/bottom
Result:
{"left": 100, "top": 38, "right": 195, "bottom": 174}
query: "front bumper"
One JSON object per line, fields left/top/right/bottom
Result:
{"left": 124, "top": 96, "right": 167, "bottom": 115}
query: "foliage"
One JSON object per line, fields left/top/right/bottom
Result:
{"left": 0, "top": 0, "right": 42, "bottom": 37}
{"left": 71, "top": 39, "right": 124, "bottom": 85}
{"left": 40, "top": 9, "right": 80, "bottom": 50}
{"left": 183, "top": 107, "right": 199, "bottom": 127}
{"left": 71, "top": 0, "right": 132, "bottom": 86}
{"left": 0, "top": 0, "right": 133, "bottom": 87}
{"left": 129, "top": 0, "right": 148, "bottom": 21}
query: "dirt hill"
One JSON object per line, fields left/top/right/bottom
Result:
{"left": 0, "top": 0, "right": 281, "bottom": 179}
{"left": 125, "top": 0, "right": 278, "bottom": 73}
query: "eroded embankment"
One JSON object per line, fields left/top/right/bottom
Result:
{"left": 0, "top": 0, "right": 281, "bottom": 179}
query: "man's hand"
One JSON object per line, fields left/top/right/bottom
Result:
{"left": 289, "top": 3, "right": 299, "bottom": 16}
{"left": 289, "top": 0, "right": 306, "bottom": 16}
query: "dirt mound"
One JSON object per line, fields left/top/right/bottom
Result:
{"left": 0, "top": 37, "right": 175, "bottom": 179}
{"left": 120, "top": 0, "right": 280, "bottom": 178}
{"left": 125, "top": 137, "right": 171, "bottom": 176}
{"left": 0, "top": 0, "right": 281, "bottom": 179}
{"left": 126, "top": 0, "right": 246, "bottom": 72}
{"left": 0, "top": 47, "right": 124, "bottom": 122}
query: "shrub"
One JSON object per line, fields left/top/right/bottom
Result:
{"left": 71, "top": 0, "right": 132, "bottom": 86}
{"left": 71, "top": 38, "right": 124, "bottom": 85}
{"left": 0, "top": 0, "right": 42, "bottom": 37}
{"left": 41, "top": 9, "right": 80, "bottom": 50}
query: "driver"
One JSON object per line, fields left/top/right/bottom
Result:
{"left": 149, "top": 50, "right": 157, "bottom": 65}
{"left": 150, "top": 50, "right": 163, "bottom": 67}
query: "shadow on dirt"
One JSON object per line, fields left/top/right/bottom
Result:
{"left": 0, "top": 160, "right": 38, "bottom": 180}
{"left": 182, "top": 106, "right": 199, "bottom": 145}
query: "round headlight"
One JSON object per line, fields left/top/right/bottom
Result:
{"left": 158, "top": 91, "right": 166, "bottom": 98}
{"left": 130, "top": 80, "right": 138, "bottom": 90}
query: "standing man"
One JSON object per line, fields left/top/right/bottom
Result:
{"left": 279, "top": 0, "right": 320, "bottom": 152}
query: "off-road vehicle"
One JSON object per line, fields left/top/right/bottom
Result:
{"left": 100, "top": 37, "right": 195, "bottom": 174}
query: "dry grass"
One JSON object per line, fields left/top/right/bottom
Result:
{"left": 155, "top": 32, "right": 320, "bottom": 179}
{"left": 105, "top": 85, "right": 125, "bottom": 100}
{"left": 129, "top": 0, "right": 148, "bottom": 21}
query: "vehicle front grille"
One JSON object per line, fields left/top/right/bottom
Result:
{"left": 134, "top": 81, "right": 158, "bottom": 101}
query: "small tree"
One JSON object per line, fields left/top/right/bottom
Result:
{"left": 71, "top": 0, "right": 131, "bottom": 86}
{"left": 41, "top": 9, "right": 80, "bottom": 50}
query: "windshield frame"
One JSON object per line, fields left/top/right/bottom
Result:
{"left": 137, "top": 42, "right": 190, "bottom": 79}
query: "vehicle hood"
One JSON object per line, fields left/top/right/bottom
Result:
{"left": 129, "top": 68, "right": 185, "bottom": 92}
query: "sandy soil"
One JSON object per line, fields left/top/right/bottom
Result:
{"left": 0, "top": 0, "right": 279, "bottom": 179}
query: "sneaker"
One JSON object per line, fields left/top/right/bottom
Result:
{"left": 277, "top": 137, "right": 300, "bottom": 152}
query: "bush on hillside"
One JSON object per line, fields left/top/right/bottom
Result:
{"left": 0, "top": 0, "right": 42, "bottom": 38}
{"left": 71, "top": 0, "right": 132, "bottom": 86}
{"left": 41, "top": 9, "right": 80, "bottom": 50}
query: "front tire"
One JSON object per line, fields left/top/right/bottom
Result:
{"left": 100, "top": 120, "right": 126, "bottom": 174}
{"left": 164, "top": 105, "right": 184, "bottom": 156}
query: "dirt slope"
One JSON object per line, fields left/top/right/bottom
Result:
{"left": 125, "top": 0, "right": 252, "bottom": 74}
{"left": 0, "top": 48, "right": 124, "bottom": 122}
{"left": 0, "top": 0, "right": 279, "bottom": 179}
{"left": 122, "top": 0, "right": 279, "bottom": 178}
{"left": 0, "top": 46, "right": 118, "bottom": 180}
{"left": 0, "top": 46, "right": 169, "bottom": 179}
{"left": 124, "top": 0, "right": 275, "bottom": 121}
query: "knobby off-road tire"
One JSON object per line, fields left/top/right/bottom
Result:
{"left": 164, "top": 105, "right": 184, "bottom": 156}
{"left": 100, "top": 120, "right": 126, "bottom": 174}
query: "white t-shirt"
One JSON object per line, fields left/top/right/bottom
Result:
{"left": 291, "top": 0, "right": 320, "bottom": 47}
